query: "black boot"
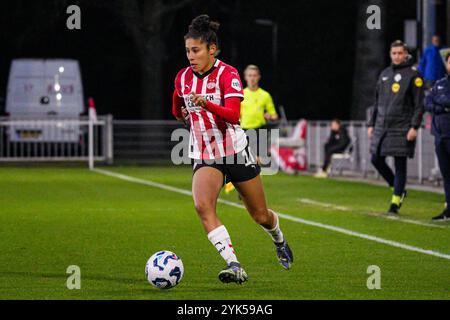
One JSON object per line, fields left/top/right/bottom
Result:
{"left": 387, "top": 203, "right": 399, "bottom": 215}
{"left": 432, "top": 208, "right": 450, "bottom": 221}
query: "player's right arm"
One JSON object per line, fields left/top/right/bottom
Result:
{"left": 172, "top": 89, "right": 186, "bottom": 122}
{"left": 173, "top": 69, "right": 189, "bottom": 124}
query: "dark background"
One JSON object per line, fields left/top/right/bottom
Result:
{"left": 0, "top": 0, "right": 430, "bottom": 120}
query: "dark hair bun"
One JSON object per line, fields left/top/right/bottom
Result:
{"left": 190, "top": 14, "right": 220, "bottom": 33}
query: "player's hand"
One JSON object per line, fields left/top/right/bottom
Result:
{"left": 407, "top": 128, "right": 417, "bottom": 141}
{"left": 190, "top": 93, "right": 207, "bottom": 107}
{"left": 175, "top": 107, "right": 189, "bottom": 126}
{"left": 181, "top": 106, "right": 189, "bottom": 120}
{"left": 367, "top": 127, "right": 374, "bottom": 139}
{"left": 181, "top": 107, "right": 190, "bottom": 126}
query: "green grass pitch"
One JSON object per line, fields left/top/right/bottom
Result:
{"left": 0, "top": 165, "right": 449, "bottom": 299}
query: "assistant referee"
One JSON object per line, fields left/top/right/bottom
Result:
{"left": 225, "top": 64, "right": 278, "bottom": 194}
{"left": 240, "top": 64, "right": 278, "bottom": 131}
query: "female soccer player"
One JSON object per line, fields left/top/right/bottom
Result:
{"left": 172, "top": 15, "right": 293, "bottom": 284}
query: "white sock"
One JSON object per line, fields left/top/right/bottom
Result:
{"left": 207, "top": 225, "right": 239, "bottom": 265}
{"left": 262, "top": 210, "right": 285, "bottom": 244}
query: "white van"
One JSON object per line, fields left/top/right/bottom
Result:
{"left": 5, "top": 59, "right": 85, "bottom": 142}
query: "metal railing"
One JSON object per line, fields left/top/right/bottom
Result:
{"left": 113, "top": 120, "right": 184, "bottom": 164}
{"left": 0, "top": 115, "right": 113, "bottom": 163}
{"left": 112, "top": 120, "right": 441, "bottom": 183}
{"left": 306, "top": 120, "right": 442, "bottom": 184}
{"left": 0, "top": 117, "right": 442, "bottom": 185}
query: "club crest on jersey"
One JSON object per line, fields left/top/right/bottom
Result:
{"left": 394, "top": 73, "right": 402, "bottom": 82}
{"left": 207, "top": 80, "right": 216, "bottom": 89}
{"left": 231, "top": 78, "right": 241, "bottom": 91}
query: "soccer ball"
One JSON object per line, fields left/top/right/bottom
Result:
{"left": 145, "top": 250, "right": 184, "bottom": 289}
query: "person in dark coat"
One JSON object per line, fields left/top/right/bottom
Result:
{"left": 424, "top": 52, "right": 450, "bottom": 221}
{"left": 315, "top": 119, "right": 350, "bottom": 178}
{"left": 367, "top": 40, "right": 425, "bottom": 214}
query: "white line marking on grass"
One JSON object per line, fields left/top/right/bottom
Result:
{"left": 93, "top": 169, "right": 450, "bottom": 261}
{"left": 380, "top": 214, "right": 447, "bottom": 228}
{"left": 94, "top": 168, "right": 193, "bottom": 196}
{"left": 298, "top": 198, "right": 445, "bottom": 229}
{"left": 273, "top": 212, "right": 450, "bottom": 261}
{"left": 299, "top": 198, "right": 350, "bottom": 211}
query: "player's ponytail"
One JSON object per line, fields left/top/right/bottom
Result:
{"left": 184, "top": 14, "right": 220, "bottom": 48}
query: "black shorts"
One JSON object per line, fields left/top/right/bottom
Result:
{"left": 192, "top": 145, "right": 261, "bottom": 184}
{"left": 244, "top": 128, "right": 261, "bottom": 157}
{"left": 244, "top": 127, "right": 271, "bottom": 157}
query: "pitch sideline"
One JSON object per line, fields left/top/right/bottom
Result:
{"left": 298, "top": 198, "right": 445, "bottom": 229}
{"left": 93, "top": 168, "right": 450, "bottom": 261}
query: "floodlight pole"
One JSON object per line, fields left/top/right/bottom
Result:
{"left": 254, "top": 19, "right": 278, "bottom": 97}
{"left": 416, "top": 0, "right": 423, "bottom": 56}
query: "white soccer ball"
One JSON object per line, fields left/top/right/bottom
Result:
{"left": 145, "top": 250, "right": 184, "bottom": 289}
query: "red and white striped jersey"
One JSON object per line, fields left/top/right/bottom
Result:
{"left": 174, "top": 59, "right": 247, "bottom": 160}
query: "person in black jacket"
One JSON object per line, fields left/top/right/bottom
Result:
{"left": 315, "top": 119, "right": 350, "bottom": 178}
{"left": 424, "top": 52, "right": 450, "bottom": 221}
{"left": 367, "top": 40, "right": 425, "bottom": 214}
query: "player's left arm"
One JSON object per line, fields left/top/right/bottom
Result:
{"left": 190, "top": 93, "right": 241, "bottom": 124}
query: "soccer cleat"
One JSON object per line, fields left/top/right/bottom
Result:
{"left": 387, "top": 203, "right": 399, "bottom": 214}
{"left": 224, "top": 182, "right": 235, "bottom": 194}
{"left": 218, "top": 262, "right": 248, "bottom": 284}
{"left": 275, "top": 240, "right": 294, "bottom": 270}
{"left": 431, "top": 209, "right": 450, "bottom": 221}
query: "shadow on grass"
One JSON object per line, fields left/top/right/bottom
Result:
{"left": 0, "top": 271, "right": 139, "bottom": 285}
{"left": 0, "top": 271, "right": 248, "bottom": 299}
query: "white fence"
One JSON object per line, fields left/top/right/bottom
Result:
{"left": 0, "top": 116, "right": 113, "bottom": 164}
{"left": 306, "top": 120, "right": 441, "bottom": 184}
